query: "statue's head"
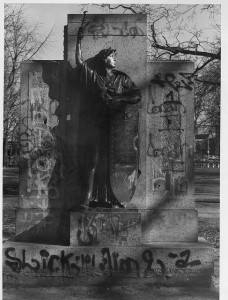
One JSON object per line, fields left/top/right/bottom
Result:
{"left": 95, "top": 47, "right": 116, "bottom": 69}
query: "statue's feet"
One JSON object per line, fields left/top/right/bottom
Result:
{"left": 109, "top": 198, "right": 125, "bottom": 208}
{"left": 80, "top": 197, "right": 92, "bottom": 209}
{"left": 89, "top": 201, "right": 112, "bottom": 208}
{"left": 88, "top": 199, "right": 124, "bottom": 208}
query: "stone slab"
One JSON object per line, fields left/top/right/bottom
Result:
{"left": 15, "top": 208, "right": 198, "bottom": 245}
{"left": 128, "top": 61, "right": 195, "bottom": 210}
{"left": 141, "top": 209, "right": 198, "bottom": 243}
{"left": 67, "top": 14, "right": 147, "bottom": 25}
{"left": 70, "top": 210, "right": 141, "bottom": 246}
{"left": 19, "top": 61, "right": 67, "bottom": 210}
{"left": 3, "top": 239, "right": 213, "bottom": 287}
{"left": 2, "top": 286, "right": 220, "bottom": 300}
{"left": 15, "top": 209, "right": 70, "bottom": 245}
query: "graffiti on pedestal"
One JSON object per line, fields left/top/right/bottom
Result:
{"left": 20, "top": 72, "right": 59, "bottom": 204}
{"left": 168, "top": 250, "right": 201, "bottom": 268}
{"left": 4, "top": 247, "right": 202, "bottom": 278}
{"left": 87, "top": 21, "right": 145, "bottom": 39}
{"left": 76, "top": 212, "right": 141, "bottom": 246}
{"left": 147, "top": 70, "right": 194, "bottom": 193}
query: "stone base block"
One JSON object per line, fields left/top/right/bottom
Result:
{"left": 141, "top": 209, "right": 198, "bottom": 243}
{"left": 3, "top": 239, "right": 213, "bottom": 287}
{"left": 70, "top": 209, "right": 141, "bottom": 246}
{"left": 70, "top": 209, "right": 198, "bottom": 246}
{"left": 15, "top": 209, "right": 70, "bottom": 245}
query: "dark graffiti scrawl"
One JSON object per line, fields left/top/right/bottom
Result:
{"left": 147, "top": 71, "right": 194, "bottom": 175}
{"left": 87, "top": 21, "right": 144, "bottom": 39}
{"left": 168, "top": 250, "right": 201, "bottom": 268}
{"left": 76, "top": 212, "right": 141, "bottom": 246}
{"left": 20, "top": 72, "right": 59, "bottom": 203}
{"left": 150, "top": 72, "right": 194, "bottom": 91}
{"left": 5, "top": 247, "right": 201, "bottom": 278}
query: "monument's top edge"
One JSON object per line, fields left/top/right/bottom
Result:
{"left": 21, "top": 60, "right": 64, "bottom": 64}
{"left": 147, "top": 60, "right": 194, "bottom": 63}
{"left": 68, "top": 14, "right": 147, "bottom": 23}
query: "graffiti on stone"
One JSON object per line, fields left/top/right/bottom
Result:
{"left": 87, "top": 21, "right": 144, "bottom": 39}
{"left": 20, "top": 72, "right": 59, "bottom": 203}
{"left": 150, "top": 72, "right": 194, "bottom": 91}
{"left": 147, "top": 71, "right": 193, "bottom": 176}
{"left": 168, "top": 250, "right": 201, "bottom": 268}
{"left": 76, "top": 213, "right": 141, "bottom": 246}
{"left": 5, "top": 247, "right": 202, "bottom": 277}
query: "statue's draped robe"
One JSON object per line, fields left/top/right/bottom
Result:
{"left": 77, "top": 62, "right": 141, "bottom": 206}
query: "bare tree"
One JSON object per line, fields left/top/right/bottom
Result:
{"left": 194, "top": 61, "right": 220, "bottom": 136}
{"left": 4, "top": 4, "right": 54, "bottom": 166}
{"left": 88, "top": 4, "right": 221, "bottom": 84}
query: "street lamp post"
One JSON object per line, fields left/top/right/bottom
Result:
{"left": 207, "top": 130, "right": 212, "bottom": 161}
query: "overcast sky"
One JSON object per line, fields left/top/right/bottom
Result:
{"left": 22, "top": 3, "right": 124, "bottom": 60}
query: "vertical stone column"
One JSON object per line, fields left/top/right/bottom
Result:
{"left": 16, "top": 61, "right": 69, "bottom": 244}
{"left": 139, "top": 61, "right": 198, "bottom": 242}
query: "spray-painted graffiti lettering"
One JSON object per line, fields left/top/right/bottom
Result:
{"left": 147, "top": 132, "right": 185, "bottom": 173}
{"left": 151, "top": 72, "right": 194, "bottom": 91}
{"left": 148, "top": 100, "right": 186, "bottom": 115}
{"left": 147, "top": 70, "right": 190, "bottom": 174}
{"left": 5, "top": 247, "right": 40, "bottom": 273}
{"left": 88, "top": 22, "right": 144, "bottom": 39}
{"left": 168, "top": 250, "right": 201, "bottom": 268}
{"left": 5, "top": 247, "right": 201, "bottom": 278}
{"left": 76, "top": 213, "right": 141, "bottom": 246}
{"left": 20, "top": 72, "right": 59, "bottom": 202}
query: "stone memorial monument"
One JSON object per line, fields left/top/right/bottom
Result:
{"left": 3, "top": 13, "right": 213, "bottom": 287}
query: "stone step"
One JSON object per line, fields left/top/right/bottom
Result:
{"left": 3, "top": 239, "right": 213, "bottom": 287}
{"left": 71, "top": 209, "right": 198, "bottom": 246}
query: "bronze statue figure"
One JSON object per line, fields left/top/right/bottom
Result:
{"left": 76, "top": 20, "right": 141, "bottom": 209}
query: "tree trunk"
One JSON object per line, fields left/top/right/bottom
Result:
{"left": 3, "top": 136, "right": 9, "bottom": 167}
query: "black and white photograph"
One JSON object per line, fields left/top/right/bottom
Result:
{"left": 2, "top": 2, "right": 223, "bottom": 299}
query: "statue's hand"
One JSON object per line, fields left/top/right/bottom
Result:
{"left": 77, "top": 26, "right": 85, "bottom": 40}
{"left": 110, "top": 96, "right": 124, "bottom": 104}
{"left": 101, "top": 91, "right": 112, "bottom": 103}
{"left": 77, "top": 22, "right": 90, "bottom": 40}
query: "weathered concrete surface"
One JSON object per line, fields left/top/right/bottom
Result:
{"left": 3, "top": 239, "right": 213, "bottom": 287}
{"left": 14, "top": 209, "right": 70, "bottom": 245}
{"left": 129, "top": 61, "right": 195, "bottom": 210}
{"left": 70, "top": 209, "right": 198, "bottom": 245}
{"left": 141, "top": 209, "right": 198, "bottom": 242}
{"left": 128, "top": 61, "right": 198, "bottom": 242}
{"left": 3, "top": 286, "right": 219, "bottom": 300}
{"left": 20, "top": 61, "right": 67, "bottom": 210}
{"left": 70, "top": 210, "right": 141, "bottom": 246}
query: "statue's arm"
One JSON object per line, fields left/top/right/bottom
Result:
{"left": 76, "top": 26, "right": 85, "bottom": 66}
{"left": 112, "top": 81, "right": 141, "bottom": 104}
{"left": 118, "top": 92, "right": 141, "bottom": 104}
